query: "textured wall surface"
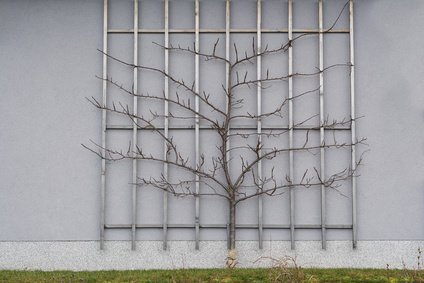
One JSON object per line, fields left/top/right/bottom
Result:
{"left": 1, "top": 0, "right": 424, "bottom": 268}
{"left": 0, "top": 241, "right": 423, "bottom": 270}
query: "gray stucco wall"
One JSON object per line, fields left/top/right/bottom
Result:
{"left": 1, "top": 0, "right": 424, "bottom": 246}
{"left": 0, "top": 0, "right": 102, "bottom": 240}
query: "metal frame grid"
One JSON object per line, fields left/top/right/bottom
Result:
{"left": 100, "top": 0, "right": 357, "bottom": 250}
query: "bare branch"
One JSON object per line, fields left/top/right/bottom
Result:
{"left": 230, "top": 63, "right": 351, "bottom": 91}
{"left": 233, "top": 137, "right": 367, "bottom": 190}
{"left": 152, "top": 40, "right": 230, "bottom": 64}
{"left": 97, "top": 49, "right": 228, "bottom": 117}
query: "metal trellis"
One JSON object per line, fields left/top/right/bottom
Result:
{"left": 99, "top": 0, "right": 357, "bottom": 251}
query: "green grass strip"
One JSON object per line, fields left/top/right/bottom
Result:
{"left": 1, "top": 268, "right": 424, "bottom": 283}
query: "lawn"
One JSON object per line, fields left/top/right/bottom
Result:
{"left": 1, "top": 268, "right": 424, "bottom": 283}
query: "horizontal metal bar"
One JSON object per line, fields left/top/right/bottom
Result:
{"left": 108, "top": 28, "right": 349, "bottom": 34}
{"left": 105, "top": 224, "right": 352, "bottom": 229}
{"left": 106, "top": 125, "right": 351, "bottom": 131}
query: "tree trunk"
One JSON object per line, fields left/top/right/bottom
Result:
{"left": 226, "top": 200, "right": 237, "bottom": 268}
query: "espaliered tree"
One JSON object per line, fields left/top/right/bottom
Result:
{"left": 85, "top": 13, "right": 364, "bottom": 267}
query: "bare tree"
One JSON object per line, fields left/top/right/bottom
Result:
{"left": 84, "top": 8, "right": 364, "bottom": 266}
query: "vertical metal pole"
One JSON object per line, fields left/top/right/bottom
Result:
{"left": 256, "top": 0, "right": 263, "bottom": 250}
{"left": 163, "top": 0, "right": 169, "bottom": 251}
{"left": 194, "top": 0, "right": 201, "bottom": 250}
{"left": 288, "top": 0, "right": 295, "bottom": 250}
{"left": 225, "top": 0, "right": 230, "bottom": 103}
{"left": 131, "top": 0, "right": 139, "bottom": 251}
{"left": 349, "top": 0, "right": 357, "bottom": 249}
{"left": 100, "top": 0, "right": 108, "bottom": 250}
{"left": 225, "top": 0, "right": 231, "bottom": 251}
{"left": 318, "top": 0, "right": 326, "bottom": 250}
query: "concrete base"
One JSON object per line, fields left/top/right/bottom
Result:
{"left": 0, "top": 241, "right": 422, "bottom": 270}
